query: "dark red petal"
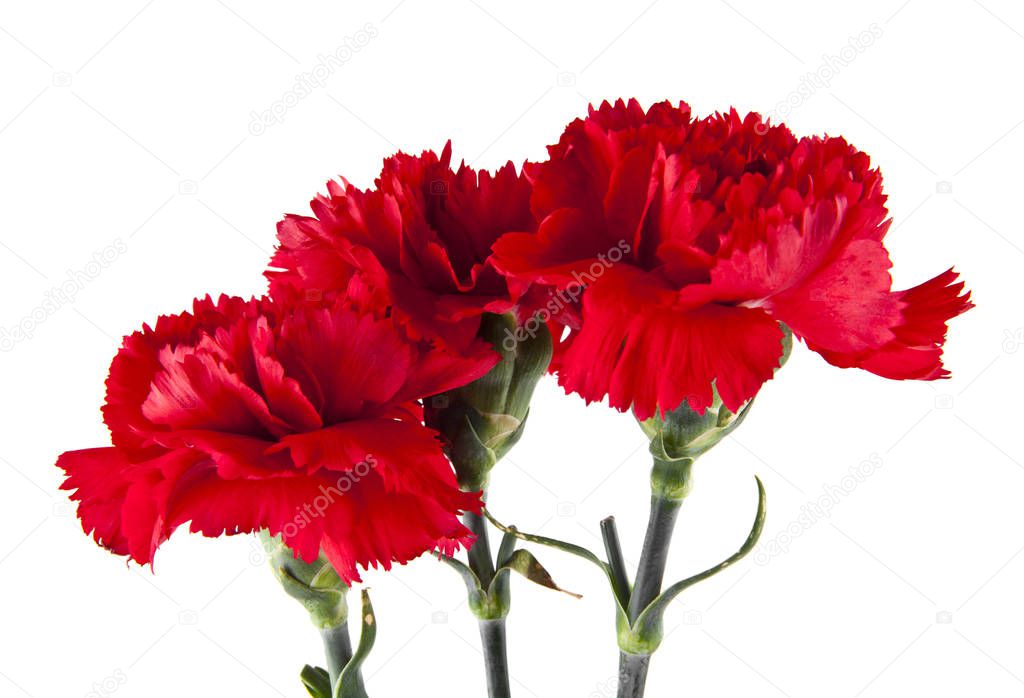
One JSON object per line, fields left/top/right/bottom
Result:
{"left": 275, "top": 305, "right": 411, "bottom": 422}
{"left": 270, "top": 419, "right": 464, "bottom": 499}
{"left": 491, "top": 208, "right": 617, "bottom": 287}
{"left": 249, "top": 317, "right": 323, "bottom": 433}
{"left": 150, "top": 430, "right": 290, "bottom": 480}
{"left": 603, "top": 143, "right": 660, "bottom": 253}
{"left": 103, "top": 296, "right": 262, "bottom": 455}
{"left": 141, "top": 346, "right": 288, "bottom": 438}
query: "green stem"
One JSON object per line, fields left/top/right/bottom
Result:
{"left": 320, "top": 623, "right": 364, "bottom": 695}
{"left": 619, "top": 494, "right": 682, "bottom": 698}
{"left": 463, "top": 501, "right": 511, "bottom": 698}
{"left": 617, "top": 652, "right": 651, "bottom": 698}
{"left": 478, "top": 618, "right": 511, "bottom": 698}
{"left": 464, "top": 508, "right": 496, "bottom": 587}
{"left": 626, "top": 495, "right": 682, "bottom": 622}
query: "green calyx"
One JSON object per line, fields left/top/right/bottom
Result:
{"left": 639, "top": 395, "right": 751, "bottom": 501}
{"left": 261, "top": 532, "right": 349, "bottom": 629}
{"left": 427, "top": 312, "right": 553, "bottom": 491}
{"left": 638, "top": 321, "right": 791, "bottom": 500}
{"left": 441, "top": 529, "right": 581, "bottom": 621}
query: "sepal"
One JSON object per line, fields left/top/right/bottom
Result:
{"left": 334, "top": 590, "right": 375, "bottom": 698}
{"left": 300, "top": 666, "right": 332, "bottom": 698}
{"left": 261, "top": 532, "right": 348, "bottom": 629}
{"left": 441, "top": 529, "right": 579, "bottom": 620}
{"left": 640, "top": 392, "right": 753, "bottom": 500}
{"left": 427, "top": 312, "right": 552, "bottom": 490}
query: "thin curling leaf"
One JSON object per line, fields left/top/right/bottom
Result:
{"left": 300, "top": 665, "right": 332, "bottom": 698}
{"left": 484, "top": 508, "right": 628, "bottom": 629}
{"left": 484, "top": 509, "right": 609, "bottom": 576}
{"left": 626, "top": 477, "right": 766, "bottom": 654}
{"left": 489, "top": 549, "right": 583, "bottom": 600}
{"left": 334, "top": 590, "right": 376, "bottom": 698}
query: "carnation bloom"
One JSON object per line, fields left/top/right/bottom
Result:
{"left": 267, "top": 142, "right": 537, "bottom": 348}
{"left": 492, "top": 99, "right": 972, "bottom": 420}
{"left": 58, "top": 295, "right": 496, "bottom": 582}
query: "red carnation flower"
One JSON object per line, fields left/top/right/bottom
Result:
{"left": 267, "top": 142, "right": 538, "bottom": 348}
{"left": 58, "top": 295, "right": 496, "bottom": 583}
{"left": 492, "top": 99, "right": 972, "bottom": 419}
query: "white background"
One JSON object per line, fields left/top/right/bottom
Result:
{"left": 1, "top": 1, "right": 1021, "bottom": 696}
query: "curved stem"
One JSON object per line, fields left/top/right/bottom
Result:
{"left": 478, "top": 618, "right": 511, "bottom": 698}
{"left": 618, "top": 652, "right": 651, "bottom": 698}
{"left": 626, "top": 495, "right": 682, "bottom": 622}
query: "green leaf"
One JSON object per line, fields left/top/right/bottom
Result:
{"left": 484, "top": 509, "right": 608, "bottom": 573}
{"left": 626, "top": 477, "right": 767, "bottom": 654}
{"left": 484, "top": 508, "right": 628, "bottom": 631}
{"left": 489, "top": 548, "right": 582, "bottom": 600}
{"left": 300, "top": 665, "right": 331, "bottom": 698}
{"left": 438, "top": 554, "right": 489, "bottom": 616}
{"left": 495, "top": 529, "right": 517, "bottom": 568}
{"left": 334, "top": 590, "right": 376, "bottom": 698}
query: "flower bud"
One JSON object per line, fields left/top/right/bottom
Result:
{"left": 260, "top": 532, "right": 348, "bottom": 629}
{"left": 426, "top": 312, "right": 553, "bottom": 491}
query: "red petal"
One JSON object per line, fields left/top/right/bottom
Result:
{"left": 58, "top": 448, "right": 134, "bottom": 555}
{"left": 558, "top": 266, "right": 785, "bottom": 418}
{"left": 814, "top": 269, "right": 972, "bottom": 379}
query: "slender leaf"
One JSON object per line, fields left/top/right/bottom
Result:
{"left": 489, "top": 548, "right": 582, "bottom": 599}
{"left": 632, "top": 477, "right": 766, "bottom": 646}
{"left": 495, "top": 529, "right": 517, "bottom": 568}
{"left": 334, "top": 590, "right": 376, "bottom": 698}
